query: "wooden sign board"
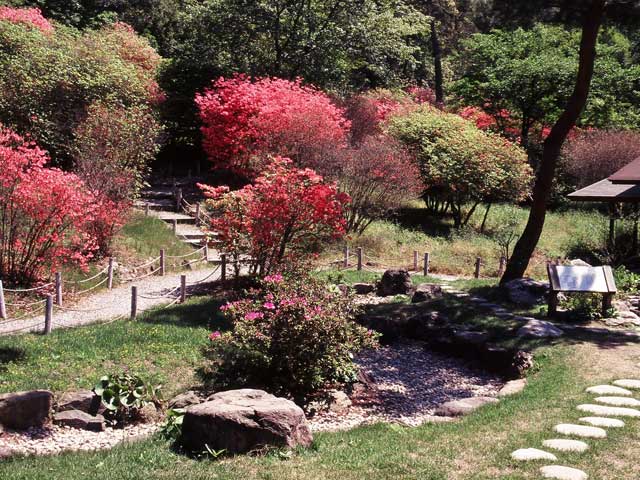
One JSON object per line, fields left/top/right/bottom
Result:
{"left": 546, "top": 264, "right": 617, "bottom": 317}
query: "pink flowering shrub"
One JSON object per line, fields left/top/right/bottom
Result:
{"left": 0, "top": 7, "right": 53, "bottom": 34}
{"left": 200, "top": 273, "right": 379, "bottom": 401}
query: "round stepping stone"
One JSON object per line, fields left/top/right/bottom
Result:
{"left": 595, "top": 396, "right": 640, "bottom": 407}
{"left": 543, "top": 439, "right": 589, "bottom": 453}
{"left": 579, "top": 417, "right": 625, "bottom": 428}
{"left": 613, "top": 379, "right": 640, "bottom": 389}
{"left": 586, "top": 385, "right": 632, "bottom": 396}
{"left": 511, "top": 448, "right": 557, "bottom": 461}
{"left": 553, "top": 424, "right": 606, "bottom": 439}
{"left": 540, "top": 465, "right": 588, "bottom": 480}
{"left": 577, "top": 404, "right": 640, "bottom": 417}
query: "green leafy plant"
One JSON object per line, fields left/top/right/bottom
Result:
{"left": 614, "top": 265, "right": 640, "bottom": 297}
{"left": 93, "top": 372, "right": 160, "bottom": 425}
{"left": 159, "top": 408, "right": 185, "bottom": 440}
{"left": 559, "top": 293, "right": 614, "bottom": 322}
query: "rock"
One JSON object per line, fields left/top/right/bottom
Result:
{"left": 511, "top": 350, "right": 535, "bottom": 378}
{"left": 586, "top": 385, "right": 632, "bottom": 396}
{"left": 540, "top": 465, "right": 588, "bottom": 480}
{"left": 511, "top": 448, "right": 557, "bottom": 461}
{"left": 613, "top": 379, "right": 640, "bottom": 389}
{"left": 594, "top": 396, "right": 640, "bottom": 407}
{"left": 542, "top": 439, "right": 589, "bottom": 453}
{"left": 577, "top": 404, "right": 640, "bottom": 417}
{"left": 517, "top": 319, "right": 563, "bottom": 338}
{"left": 53, "top": 409, "right": 105, "bottom": 432}
{"left": 327, "top": 390, "right": 352, "bottom": 413}
{"left": 0, "top": 446, "right": 13, "bottom": 459}
{"left": 503, "top": 278, "right": 548, "bottom": 306}
{"left": 498, "top": 379, "right": 527, "bottom": 397}
{"left": 377, "top": 269, "right": 413, "bottom": 297}
{"left": 569, "top": 259, "right": 592, "bottom": 267}
{"left": 411, "top": 284, "right": 443, "bottom": 303}
{"left": 180, "top": 389, "right": 312, "bottom": 454}
{"left": 168, "top": 390, "right": 203, "bottom": 410}
{"left": 435, "top": 396, "right": 499, "bottom": 416}
{"left": 0, "top": 390, "right": 52, "bottom": 430}
{"left": 579, "top": 417, "right": 625, "bottom": 428}
{"left": 140, "top": 403, "right": 163, "bottom": 422}
{"left": 56, "top": 390, "right": 103, "bottom": 415}
{"left": 353, "top": 283, "right": 375, "bottom": 295}
{"left": 553, "top": 423, "right": 606, "bottom": 439}
{"left": 453, "top": 330, "right": 489, "bottom": 345}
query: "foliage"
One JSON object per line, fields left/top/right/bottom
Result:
{"left": 559, "top": 293, "right": 611, "bottom": 322}
{"left": 562, "top": 129, "right": 640, "bottom": 188}
{"left": 0, "top": 6, "right": 52, "bottom": 32}
{"left": 0, "top": 125, "right": 100, "bottom": 285}
{"left": 613, "top": 265, "right": 640, "bottom": 297}
{"left": 200, "top": 157, "right": 348, "bottom": 276}
{"left": 388, "top": 106, "right": 533, "bottom": 228}
{"left": 196, "top": 75, "right": 350, "bottom": 177}
{"left": 487, "top": 207, "right": 522, "bottom": 261}
{"left": 159, "top": 408, "right": 185, "bottom": 441}
{"left": 200, "top": 273, "right": 379, "bottom": 401}
{"left": 0, "top": 17, "right": 163, "bottom": 166}
{"left": 93, "top": 371, "right": 160, "bottom": 425}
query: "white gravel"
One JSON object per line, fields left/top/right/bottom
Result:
{"left": 308, "top": 340, "right": 503, "bottom": 432}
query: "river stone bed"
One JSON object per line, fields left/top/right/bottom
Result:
{"left": 308, "top": 339, "right": 503, "bottom": 432}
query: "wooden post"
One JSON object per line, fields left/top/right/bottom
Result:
{"left": 423, "top": 252, "right": 430, "bottom": 276}
{"left": 0, "top": 280, "right": 6, "bottom": 320}
{"left": 55, "top": 272, "right": 62, "bottom": 307}
{"left": 474, "top": 257, "right": 482, "bottom": 279}
{"left": 180, "top": 275, "right": 187, "bottom": 303}
{"left": 343, "top": 246, "right": 349, "bottom": 268}
{"left": 221, "top": 254, "right": 227, "bottom": 281}
{"left": 107, "top": 257, "right": 114, "bottom": 289}
{"left": 204, "top": 243, "right": 209, "bottom": 261}
{"left": 130, "top": 286, "right": 137, "bottom": 320}
{"left": 144, "top": 204, "right": 150, "bottom": 216}
{"left": 602, "top": 293, "right": 614, "bottom": 318}
{"left": 175, "top": 188, "right": 183, "bottom": 212}
{"left": 413, "top": 251, "right": 419, "bottom": 271}
{"left": 160, "top": 249, "right": 165, "bottom": 276}
{"left": 499, "top": 256, "right": 507, "bottom": 276}
{"left": 608, "top": 203, "right": 616, "bottom": 249}
{"left": 548, "top": 290, "right": 559, "bottom": 317}
{"left": 172, "top": 218, "right": 177, "bottom": 235}
{"left": 195, "top": 203, "right": 201, "bottom": 226}
{"left": 44, "top": 294, "right": 53, "bottom": 334}
{"left": 357, "top": 248, "right": 363, "bottom": 271}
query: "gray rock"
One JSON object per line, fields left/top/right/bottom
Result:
{"left": 327, "top": 390, "right": 352, "bottom": 413}
{"left": 503, "top": 278, "right": 548, "bottom": 306}
{"left": 180, "top": 389, "right": 312, "bottom": 454}
{"left": 540, "top": 465, "right": 588, "bottom": 480}
{"left": 453, "top": 330, "right": 489, "bottom": 345}
{"left": 411, "top": 284, "right": 443, "bottom": 303}
{"left": 517, "top": 319, "right": 563, "bottom": 338}
{"left": 53, "top": 409, "right": 105, "bottom": 431}
{"left": 377, "top": 269, "right": 413, "bottom": 297}
{"left": 435, "top": 396, "right": 499, "bottom": 416}
{"left": 56, "top": 390, "right": 103, "bottom": 415}
{"left": 0, "top": 390, "right": 52, "bottom": 430}
{"left": 168, "top": 390, "right": 203, "bottom": 410}
{"left": 498, "top": 379, "right": 527, "bottom": 397}
{"left": 569, "top": 259, "right": 592, "bottom": 267}
{"left": 353, "top": 283, "right": 375, "bottom": 295}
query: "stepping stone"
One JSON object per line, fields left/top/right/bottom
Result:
{"left": 579, "top": 417, "right": 625, "bottom": 428}
{"left": 543, "top": 439, "right": 589, "bottom": 453}
{"left": 540, "top": 465, "right": 588, "bottom": 480}
{"left": 517, "top": 319, "right": 563, "bottom": 338}
{"left": 613, "top": 379, "right": 640, "bottom": 389}
{"left": 595, "top": 396, "right": 640, "bottom": 407}
{"left": 511, "top": 448, "right": 557, "bottom": 461}
{"left": 498, "top": 379, "right": 527, "bottom": 397}
{"left": 586, "top": 385, "right": 632, "bottom": 396}
{"left": 434, "top": 396, "right": 499, "bottom": 416}
{"left": 554, "top": 424, "right": 606, "bottom": 439}
{"left": 577, "top": 404, "right": 640, "bottom": 418}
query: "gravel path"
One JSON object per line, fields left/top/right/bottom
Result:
{"left": 0, "top": 266, "right": 222, "bottom": 336}
{"left": 309, "top": 340, "right": 503, "bottom": 432}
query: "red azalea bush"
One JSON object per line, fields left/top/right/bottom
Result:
{"left": 196, "top": 75, "right": 350, "bottom": 176}
{"left": 200, "top": 272, "right": 379, "bottom": 401}
{"left": 0, "top": 7, "right": 53, "bottom": 34}
{"left": 0, "top": 126, "right": 99, "bottom": 284}
{"left": 200, "top": 157, "right": 349, "bottom": 275}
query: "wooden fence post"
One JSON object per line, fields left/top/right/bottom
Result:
{"left": 160, "top": 249, "right": 165, "bottom": 276}
{"left": 498, "top": 256, "right": 507, "bottom": 276}
{"left": 144, "top": 204, "right": 150, "bottom": 216}
{"left": 44, "top": 294, "right": 53, "bottom": 334}
{"left": 172, "top": 218, "right": 178, "bottom": 235}
{"left": 204, "top": 243, "right": 209, "bottom": 261}
{"left": 221, "top": 254, "right": 227, "bottom": 281}
{"left": 130, "top": 286, "right": 137, "bottom": 320}
{"left": 195, "top": 203, "right": 201, "bottom": 226}
{"left": 423, "top": 252, "right": 430, "bottom": 276}
{"left": 357, "top": 247, "right": 363, "bottom": 271}
{"left": 0, "top": 280, "right": 6, "bottom": 320}
{"left": 55, "top": 272, "right": 62, "bottom": 307}
{"left": 343, "top": 246, "right": 349, "bottom": 268}
{"left": 475, "top": 257, "right": 482, "bottom": 279}
{"left": 107, "top": 257, "right": 114, "bottom": 289}
{"left": 175, "top": 188, "right": 183, "bottom": 212}
{"left": 180, "top": 275, "right": 187, "bottom": 304}
{"left": 413, "top": 251, "right": 419, "bottom": 271}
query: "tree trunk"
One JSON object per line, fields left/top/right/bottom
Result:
{"left": 500, "top": 0, "right": 606, "bottom": 284}
{"left": 431, "top": 19, "right": 445, "bottom": 107}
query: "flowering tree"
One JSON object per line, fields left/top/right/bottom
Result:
{"left": 196, "top": 76, "right": 350, "bottom": 177}
{"left": 0, "top": 126, "right": 99, "bottom": 285}
{"left": 0, "top": 7, "right": 53, "bottom": 34}
{"left": 200, "top": 157, "right": 348, "bottom": 275}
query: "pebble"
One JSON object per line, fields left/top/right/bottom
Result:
{"left": 613, "top": 379, "right": 640, "bottom": 390}
{"left": 577, "top": 404, "right": 640, "bottom": 418}
{"left": 579, "top": 417, "right": 625, "bottom": 428}
{"left": 594, "top": 396, "right": 640, "bottom": 407}
{"left": 511, "top": 448, "right": 557, "bottom": 461}
{"left": 553, "top": 424, "right": 606, "bottom": 439}
{"left": 540, "top": 465, "right": 588, "bottom": 480}
{"left": 586, "top": 385, "right": 632, "bottom": 396}
{"left": 542, "top": 439, "right": 589, "bottom": 453}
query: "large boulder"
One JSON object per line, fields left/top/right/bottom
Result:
{"left": 53, "top": 409, "right": 105, "bottom": 432}
{"left": 503, "top": 278, "right": 548, "bottom": 306}
{"left": 180, "top": 389, "right": 312, "bottom": 454}
{"left": 377, "top": 269, "right": 413, "bottom": 297}
{"left": 56, "top": 390, "right": 104, "bottom": 415}
{"left": 0, "top": 390, "right": 52, "bottom": 430}
{"left": 411, "top": 284, "right": 443, "bottom": 303}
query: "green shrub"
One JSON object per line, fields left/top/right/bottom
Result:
{"left": 614, "top": 265, "right": 640, "bottom": 297}
{"left": 559, "top": 293, "right": 613, "bottom": 321}
{"left": 200, "top": 273, "right": 379, "bottom": 402}
{"left": 94, "top": 372, "right": 160, "bottom": 425}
